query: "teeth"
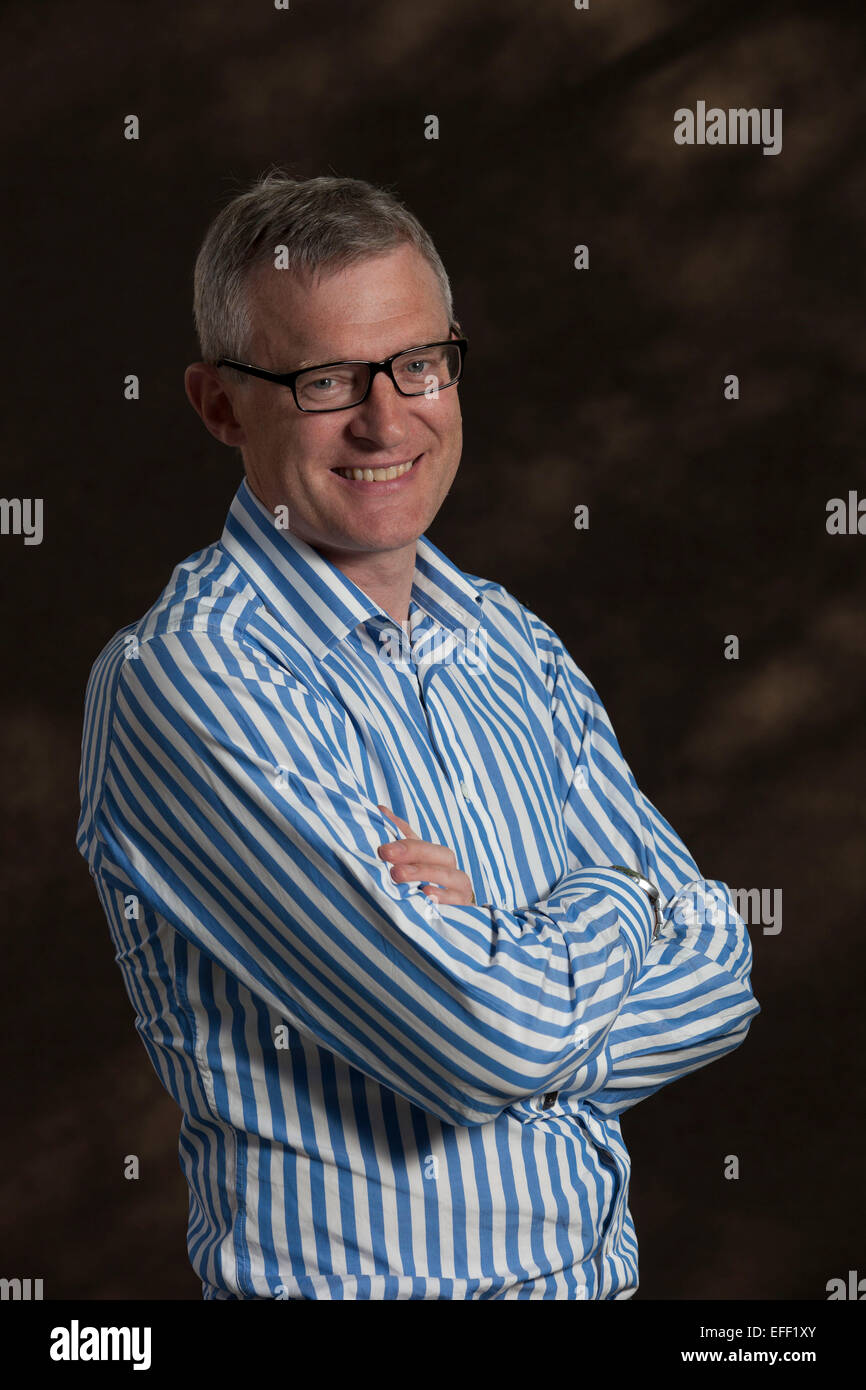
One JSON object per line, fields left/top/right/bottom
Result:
{"left": 335, "top": 458, "right": 416, "bottom": 481}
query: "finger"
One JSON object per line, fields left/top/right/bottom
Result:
{"left": 377, "top": 804, "right": 421, "bottom": 840}
{"left": 422, "top": 884, "right": 476, "bottom": 907}
{"left": 424, "top": 868, "right": 474, "bottom": 903}
{"left": 384, "top": 841, "right": 458, "bottom": 872}
{"left": 389, "top": 861, "right": 466, "bottom": 891}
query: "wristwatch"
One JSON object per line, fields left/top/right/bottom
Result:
{"left": 609, "top": 865, "right": 663, "bottom": 941}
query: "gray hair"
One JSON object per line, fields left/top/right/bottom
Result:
{"left": 192, "top": 168, "right": 455, "bottom": 383}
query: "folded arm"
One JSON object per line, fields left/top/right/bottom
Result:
{"left": 526, "top": 613, "right": 761, "bottom": 1116}
{"left": 91, "top": 626, "right": 662, "bottom": 1128}
{"left": 575, "top": 881, "right": 759, "bottom": 1116}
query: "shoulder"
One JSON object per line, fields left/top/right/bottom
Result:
{"left": 86, "top": 538, "right": 294, "bottom": 690}
{"left": 464, "top": 568, "right": 597, "bottom": 699}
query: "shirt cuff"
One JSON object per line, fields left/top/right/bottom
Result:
{"left": 544, "top": 865, "right": 656, "bottom": 976}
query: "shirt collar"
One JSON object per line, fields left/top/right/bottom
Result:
{"left": 220, "top": 476, "right": 485, "bottom": 659}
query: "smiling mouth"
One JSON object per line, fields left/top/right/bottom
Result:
{"left": 333, "top": 457, "right": 418, "bottom": 482}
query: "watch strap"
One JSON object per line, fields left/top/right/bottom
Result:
{"left": 608, "top": 864, "right": 663, "bottom": 942}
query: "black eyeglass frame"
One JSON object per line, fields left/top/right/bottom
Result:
{"left": 214, "top": 327, "right": 468, "bottom": 413}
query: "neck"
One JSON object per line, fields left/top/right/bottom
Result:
{"left": 313, "top": 539, "right": 418, "bottom": 625}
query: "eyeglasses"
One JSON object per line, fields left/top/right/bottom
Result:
{"left": 214, "top": 327, "right": 468, "bottom": 413}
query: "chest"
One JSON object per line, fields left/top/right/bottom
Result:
{"left": 318, "top": 614, "right": 571, "bottom": 909}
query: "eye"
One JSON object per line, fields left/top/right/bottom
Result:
{"left": 301, "top": 368, "right": 357, "bottom": 391}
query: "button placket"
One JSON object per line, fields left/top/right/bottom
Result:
{"left": 430, "top": 668, "right": 504, "bottom": 897}
{"left": 403, "top": 622, "right": 498, "bottom": 906}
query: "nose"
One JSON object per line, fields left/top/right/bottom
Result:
{"left": 347, "top": 368, "right": 410, "bottom": 449}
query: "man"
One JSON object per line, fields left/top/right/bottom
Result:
{"left": 76, "top": 170, "right": 760, "bottom": 1300}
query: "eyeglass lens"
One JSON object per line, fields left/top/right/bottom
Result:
{"left": 294, "top": 343, "right": 461, "bottom": 410}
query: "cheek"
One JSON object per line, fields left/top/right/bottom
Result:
{"left": 427, "top": 394, "right": 462, "bottom": 441}
{"left": 265, "top": 416, "right": 335, "bottom": 467}
{"left": 443, "top": 404, "right": 463, "bottom": 458}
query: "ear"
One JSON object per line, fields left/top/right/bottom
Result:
{"left": 184, "top": 362, "right": 247, "bottom": 447}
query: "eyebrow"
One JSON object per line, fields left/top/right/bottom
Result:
{"left": 294, "top": 334, "right": 449, "bottom": 371}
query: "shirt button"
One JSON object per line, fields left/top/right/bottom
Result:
{"left": 541, "top": 1091, "right": 558, "bottom": 1109}
{"left": 460, "top": 780, "right": 473, "bottom": 800}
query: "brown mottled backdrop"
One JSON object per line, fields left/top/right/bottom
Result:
{"left": 1, "top": 0, "right": 864, "bottom": 1300}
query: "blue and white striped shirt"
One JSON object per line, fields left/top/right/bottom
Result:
{"left": 76, "top": 476, "right": 760, "bottom": 1300}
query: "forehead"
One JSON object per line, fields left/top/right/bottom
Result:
{"left": 244, "top": 243, "right": 448, "bottom": 365}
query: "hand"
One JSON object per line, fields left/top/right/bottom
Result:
{"left": 376, "top": 804, "right": 476, "bottom": 906}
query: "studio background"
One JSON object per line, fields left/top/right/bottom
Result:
{"left": 2, "top": 0, "right": 864, "bottom": 1299}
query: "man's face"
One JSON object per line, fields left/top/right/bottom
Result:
{"left": 211, "top": 243, "right": 463, "bottom": 559}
